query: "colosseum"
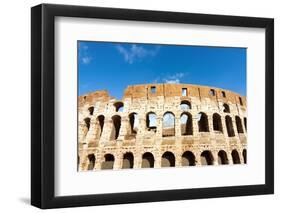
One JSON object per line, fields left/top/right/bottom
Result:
{"left": 78, "top": 83, "right": 247, "bottom": 171}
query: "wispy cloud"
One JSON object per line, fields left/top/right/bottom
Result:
{"left": 116, "top": 44, "right": 160, "bottom": 64}
{"left": 162, "top": 72, "right": 187, "bottom": 84}
{"left": 79, "top": 43, "right": 93, "bottom": 65}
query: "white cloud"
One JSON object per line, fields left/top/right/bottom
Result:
{"left": 116, "top": 44, "right": 160, "bottom": 64}
{"left": 81, "top": 56, "right": 92, "bottom": 64}
{"left": 79, "top": 43, "right": 93, "bottom": 65}
{"left": 163, "top": 72, "right": 186, "bottom": 84}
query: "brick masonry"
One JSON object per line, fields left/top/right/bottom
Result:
{"left": 78, "top": 83, "right": 247, "bottom": 171}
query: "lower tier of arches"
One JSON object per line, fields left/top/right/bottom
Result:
{"left": 79, "top": 147, "right": 247, "bottom": 171}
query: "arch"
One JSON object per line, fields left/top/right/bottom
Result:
{"left": 213, "top": 113, "right": 223, "bottom": 132}
{"left": 182, "top": 151, "right": 195, "bottom": 166}
{"left": 231, "top": 150, "right": 241, "bottom": 164}
{"left": 146, "top": 112, "right": 157, "bottom": 130}
{"left": 87, "top": 154, "right": 96, "bottom": 170}
{"left": 223, "top": 103, "right": 230, "bottom": 113}
{"left": 114, "top": 102, "right": 124, "bottom": 112}
{"left": 200, "top": 150, "right": 214, "bottom": 165}
{"left": 141, "top": 152, "right": 154, "bottom": 168}
{"left": 180, "top": 100, "right": 191, "bottom": 110}
{"left": 101, "top": 154, "right": 115, "bottom": 170}
{"left": 129, "top": 113, "right": 138, "bottom": 134}
{"left": 95, "top": 115, "right": 104, "bottom": 139}
{"left": 243, "top": 149, "right": 247, "bottom": 164}
{"left": 244, "top": 117, "right": 247, "bottom": 131}
{"left": 161, "top": 151, "right": 175, "bottom": 167}
{"left": 110, "top": 115, "right": 121, "bottom": 140}
{"left": 84, "top": 117, "right": 91, "bottom": 131}
{"left": 163, "top": 112, "right": 175, "bottom": 137}
{"left": 225, "top": 115, "right": 235, "bottom": 137}
{"left": 198, "top": 112, "right": 209, "bottom": 132}
{"left": 122, "top": 152, "right": 134, "bottom": 169}
{"left": 218, "top": 150, "right": 228, "bottom": 165}
{"left": 235, "top": 116, "right": 244, "bottom": 133}
{"left": 180, "top": 112, "right": 193, "bottom": 135}
{"left": 88, "top": 106, "right": 94, "bottom": 115}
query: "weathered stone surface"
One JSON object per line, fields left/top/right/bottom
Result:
{"left": 78, "top": 83, "right": 247, "bottom": 171}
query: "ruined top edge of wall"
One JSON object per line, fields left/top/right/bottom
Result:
{"left": 79, "top": 83, "right": 247, "bottom": 106}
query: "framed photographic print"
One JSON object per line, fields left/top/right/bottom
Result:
{"left": 31, "top": 3, "right": 274, "bottom": 209}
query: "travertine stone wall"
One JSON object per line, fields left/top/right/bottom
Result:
{"left": 78, "top": 83, "right": 247, "bottom": 171}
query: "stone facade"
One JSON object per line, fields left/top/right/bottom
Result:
{"left": 78, "top": 83, "right": 247, "bottom": 171}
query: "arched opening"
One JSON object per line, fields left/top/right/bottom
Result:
{"left": 95, "top": 115, "right": 104, "bottom": 139}
{"left": 129, "top": 113, "right": 138, "bottom": 134}
{"left": 213, "top": 113, "right": 223, "bottom": 132}
{"left": 88, "top": 106, "right": 94, "bottom": 115}
{"left": 243, "top": 149, "right": 247, "bottom": 164}
{"left": 114, "top": 102, "right": 124, "bottom": 112}
{"left": 182, "top": 151, "right": 195, "bottom": 166}
{"left": 200, "top": 151, "right": 214, "bottom": 165}
{"left": 198, "top": 112, "right": 209, "bottom": 132}
{"left": 87, "top": 154, "right": 95, "bottom": 170}
{"left": 218, "top": 150, "right": 228, "bottom": 165}
{"left": 180, "top": 113, "right": 193, "bottom": 135}
{"left": 101, "top": 154, "right": 115, "bottom": 170}
{"left": 231, "top": 150, "right": 241, "bottom": 164}
{"left": 180, "top": 100, "right": 191, "bottom": 110}
{"left": 244, "top": 117, "right": 247, "bottom": 131}
{"left": 122, "top": 152, "right": 134, "bottom": 169}
{"left": 223, "top": 103, "right": 230, "bottom": 113}
{"left": 161, "top": 151, "right": 175, "bottom": 167}
{"left": 162, "top": 112, "right": 175, "bottom": 137}
{"left": 225, "top": 115, "right": 235, "bottom": 137}
{"left": 141, "top": 152, "right": 154, "bottom": 168}
{"left": 110, "top": 115, "right": 121, "bottom": 140}
{"left": 146, "top": 112, "right": 157, "bottom": 131}
{"left": 84, "top": 117, "right": 91, "bottom": 131}
{"left": 235, "top": 116, "right": 244, "bottom": 133}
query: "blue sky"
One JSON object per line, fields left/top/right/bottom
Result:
{"left": 78, "top": 41, "right": 246, "bottom": 100}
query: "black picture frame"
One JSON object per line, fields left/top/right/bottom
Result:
{"left": 31, "top": 3, "right": 274, "bottom": 209}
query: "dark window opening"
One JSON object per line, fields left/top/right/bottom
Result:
{"left": 141, "top": 152, "right": 154, "bottom": 168}
{"left": 129, "top": 113, "right": 138, "bottom": 134}
{"left": 84, "top": 117, "right": 91, "bottom": 130}
{"left": 114, "top": 102, "right": 124, "bottom": 112}
{"left": 96, "top": 115, "right": 104, "bottom": 139}
{"left": 231, "top": 150, "right": 241, "bottom": 164}
{"left": 182, "top": 151, "right": 195, "bottom": 166}
{"left": 225, "top": 115, "right": 235, "bottom": 137}
{"left": 218, "top": 150, "right": 228, "bottom": 165}
{"left": 88, "top": 106, "right": 94, "bottom": 115}
{"left": 239, "top": 97, "right": 243, "bottom": 105}
{"left": 101, "top": 154, "right": 115, "bottom": 170}
{"left": 222, "top": 91, "right": 226, "bottom": 98}
{"left": 213, "top": 113, "right": 223, "bottom": 132}
{"left": 200, "top": 151, "right": 214, "bottom": 165}
{"left": 161, "top": 151, "right": 175, "bottom": 167}
{"left": 198, "top": 112, "right": 209, "bottom": 132}
{"left": 111, "top": 115, "right": 121, "bottom": 140}
{"left": 235, "top": 116, "right": 244, "bottom": 133}
{"left": 223, "top": 103, "right": 230, "bottom": 113}
{"left": 122, "top": 152, "right": 134, "bottom": 169}
{"left": 87, "top": 154, "right": 95, "bottom": 170}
